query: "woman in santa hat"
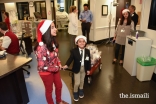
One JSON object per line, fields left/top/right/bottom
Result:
{"left": 112, "top": 9, "right": 134, "bottom": 65}
{"left": 34, "top": 20, "right": 68, "bottom": 104}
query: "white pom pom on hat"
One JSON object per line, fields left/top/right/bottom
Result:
{"left": 75, "top": 35, "right": 87, "bottom": 44}
{"left": 37, "top": 20, "right": 53, "bottom": 46}
{"left": 122, "top": 9, "right": 130, "bottom": 14}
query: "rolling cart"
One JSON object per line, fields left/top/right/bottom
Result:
{"left": 65, "top": 58, "right": 102, "bottom": 87}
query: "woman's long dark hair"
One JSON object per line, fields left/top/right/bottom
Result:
{"left": 120, "top": 12, "right": 131, "bottom": 25}
{"left": 34, "top": 26, "right": 59, "bottom": 52}
{"left": 5, "top": 12, "right": 9, "bottom": 18}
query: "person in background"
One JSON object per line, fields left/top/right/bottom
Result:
{"left": 112, "top": 9, "right": 134, "bottom": 65}
{"left": 79, "top": 4, "right": 93, "bottom": 44}
{"left": 34, "top": 20, "right": 68, "bottom": 104}
{"left": 23, "top": 10, "right": 29, "bottom": 20}
{"left": 4, "top": 12, "right": 11, "bottom": 31}
{"left": 63, "top": 35, "right": 91, "bottom": 102}
{"left": 0, "top": 22, "right": 20, "bottom": 61}
{"left": 68, "top": 6, "right": 78, "bottom": 50}
{"left": 129, "top": 5, "right": 138, "bottom": 30}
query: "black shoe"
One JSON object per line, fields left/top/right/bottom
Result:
{"left": 79, "top": 89, "right": 84, "bottom": 98}
{"left": 112, "top": 60, "right": 117, "bottom": 64}
{"left": 73, "top": 92, "right": 79, "bottom": 101}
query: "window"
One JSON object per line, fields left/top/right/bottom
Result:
{"left": 34, "top": 1, "right": 47, "bottom": 19}
{"left": 148, "top": 0, "right": 156, "bottom": 30}
{"left": 16, "top": 2, "right": 30, "bottom": 20}
{"left": 57, "top": 0, "right": 65, "bottom": 12}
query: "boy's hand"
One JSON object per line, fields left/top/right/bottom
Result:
{"left": 87, "top": 71, "right": 90, "bottom": 75}
{"left": 62, "top": 65, "right": 68, "bottom": 70}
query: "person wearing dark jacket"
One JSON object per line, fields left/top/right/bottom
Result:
{"left": 63, "top": 35, "right": 91, "bottom": 102}
{"left": 129, "top": 5, "right": 138, "bottom": 30}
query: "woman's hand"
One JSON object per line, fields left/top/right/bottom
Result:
{"left": 113, "top": 37, "right": 116, "bottom": 41}
{"left": 59, "top": 65, "right": 62, "bottom": 70}
{"left": 87, "top": 71, "right": 90, "bottom": 75}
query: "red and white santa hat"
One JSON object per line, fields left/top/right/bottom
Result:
{"left": 37, "top": 20, "right": 53, "bottom": 46}
{"left": 75, "top": 35, "right": 87, "bottom": 44}
{"left": 122, "top": 9, "right": 130, "bottom": 14}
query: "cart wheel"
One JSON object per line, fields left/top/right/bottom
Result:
{"left": 87, "top": 76, "right": 92, "bottom": 85}
{"left": 99, "top": 63, "right": 102, "bottom": 71}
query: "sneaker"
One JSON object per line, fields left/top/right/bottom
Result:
{"left": 73, "top": 92, "right": 79, "bottom": 101}
{"left": 79, "top": 89, "right": 84, "bottom": 98}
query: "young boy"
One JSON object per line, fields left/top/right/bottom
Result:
{"left": 63, "top": 35, "right": 91, "bottom": 101}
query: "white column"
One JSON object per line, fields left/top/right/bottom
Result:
{"left": 45, "top": 0, "right": 52, "bottom": 20}
{"left": 29, "top": 6, "right": 35, "bottom": 17}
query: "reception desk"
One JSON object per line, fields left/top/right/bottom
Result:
{"left": 0, "top": 56, "right": 32, "bottom": 104}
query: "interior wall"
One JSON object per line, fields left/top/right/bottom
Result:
{"left": 4, "top": 2, "right": 17, "bottom": 12}
{"left": 94, "top": 0, "right": 116, "bottom": 41}
{"left": 29, "top": 6, "right": 35, "bottom": 17}
{"left": 140, "top": 0, "right": 156, "bottom": 73}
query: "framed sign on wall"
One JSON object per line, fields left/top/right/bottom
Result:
{"left": 102, "top": 5, "right": 108, "bottom": 16}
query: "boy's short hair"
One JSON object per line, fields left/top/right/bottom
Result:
{"left": 0, "top": 22, "right": 8, "bottom": 31}
{"left": 130, "top": 5, "right": 136, "bottom": 11}
{"left": 83, "top": 4, "right": 89, "bottom": 7}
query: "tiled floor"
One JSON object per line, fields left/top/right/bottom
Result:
{"left": 57, "top": 30, "right": 156, "bottom": 104}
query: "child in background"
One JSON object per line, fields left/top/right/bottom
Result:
{"left": 63, "top": 35, "right": 91, "bottom": 101}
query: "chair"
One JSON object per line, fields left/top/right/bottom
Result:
{"left": 19, "top": 32, "right": 30, "bottom": 75}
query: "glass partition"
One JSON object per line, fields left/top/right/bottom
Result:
{"left": 34, "top": 1, "right": 47, "bottom": 19}
{"left": 16, "top": 2, "right": 30, "bottom": 20}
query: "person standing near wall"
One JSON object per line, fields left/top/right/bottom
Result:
{"left": 68, "top": 6, "right": 78, "bottom": 50}
{"left": 129, "top": 5, "right": 138, "bottom": 30}
{"left": 79, "top": 4, "right": 93, "bottom": 44}
{"left": 4, "top": 12, "right": 11, "bottom": 31}
{"left": 112, "top": 9, "right": 134, "bottom": 65}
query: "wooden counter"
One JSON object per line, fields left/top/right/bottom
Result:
{"left": 0, "top": 56, "right": 32, "bottom": 104}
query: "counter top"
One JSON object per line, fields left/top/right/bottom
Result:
{"left": 0, "top": 56, "right": 32, "bottom": 79}
{"left": 127, "top": 36, "right": 152, "bottom": 41}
